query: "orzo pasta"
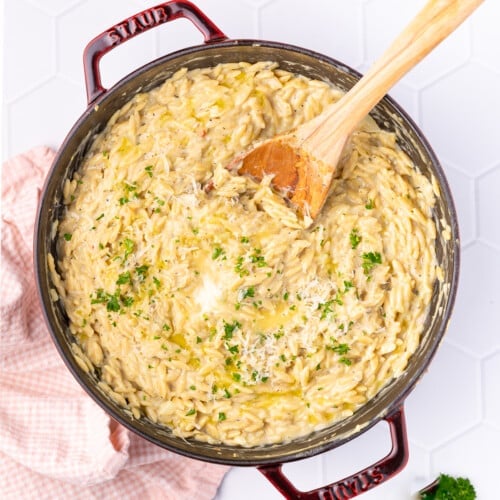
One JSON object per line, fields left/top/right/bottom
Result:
{"left": 51, "top": 61, "right": 438, "bottom": 446}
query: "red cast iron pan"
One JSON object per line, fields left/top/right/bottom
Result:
{"left": 34, "top": 2, "right": 460, "bottom": 498}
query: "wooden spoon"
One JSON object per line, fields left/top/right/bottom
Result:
{"left": 234, "top": 0, "right": 483, "bottom": 223}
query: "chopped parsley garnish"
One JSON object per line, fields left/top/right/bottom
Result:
{"left": 162, "top": 323, "right": 170, "bottom": 331}
{"left": 365, "top": 199, "right": 375, "bottom": 209}
{"left": 135, "top": 264, "right": 149, "bottom": 281}
{"left": 91, "top": 288, "right": 111, "bottom": 305}
{"left": 116, "top": 271, "right": 132, "bottom": 285}
{"left": 218, "top": 412, "right": 227, "bottom": 421}
{"left": 90, "top": 288, "right": 134, "bottom": 312}
{"left": 122, "top": 238, "right": 134, "bottom": 261}
{"left": 196, "top": 336, "right": 202, "bottom": 344}
{"left": 362, "top": 251, "right": 382, "bottom": 275}
{"left": 119, "top": 197, "right": 129, "bottom": 205}
{"left": 124, "top": 182, "right": 137, "bottom": 193}
{"left": 186, "top": 408, "right": 196, "bottom": 416}
{"left": 105, "top": 294, "right": 120, "bottom": 312}
{"left": 343, "top": 280, "right": 354, "bottom": 292}
{"left": 153, "top": 276, "right": 161, "bottom": 288}
{"left": 273, "top": 329, "right": 284, "bottom": 340}
{"left": 349, "top": 228, "right": 361, "bottom": 249}
{"left": 327, "top": 337, "right": 352, "bottom": 365}
{"left": 63, "top": 233, "right": 72, "bottom": 241}
{"left": 234, "top": 256, "right": 249, "bottom": 277}
{"left": 145, "top": 165, "right": 154, "bottom": 177}
{"left": 318, "top": 300, "right": 335, "bottom": 320}
{"left": 249, "top": 248, "right": 267, "bottom": 267}
{"left": 227, "top": 344, "right": 239, "bottom": 354}
{"left": 212, "top": 246, "right": 225, "bottom": 260}
{"left": 240, "top": 236, "right": 250, "bottom": 244}
{"left": 240, "top": 286, "right": 255, "bottom": 300}
{"left": 223, "top": 389, "right": 231, "bottom": 398}
{"left": 223, "top": 320, "right": 241, "bottom": 340}
{"left": 327, "top": 340, "right": 350, "bottom": 355}
{"left": 96, "top": 213, "right": 105, "bottom": 221}
{"left": 121, "top": 295, "right": 134, "bottom": 307}
{"left": 232, "top": 373, "right": 241, "bottom": 382}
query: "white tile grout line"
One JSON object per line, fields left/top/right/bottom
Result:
{"left": 480, "top": 348, "right": 500, "bottom": 432}
{"left": 24, "top": 0, "right": 86, "bottom": 17}
{"left": 428, "top": 420, "right": 500, "bottom": 475}
{"left": 3, "top": 22, "right": 58, "bottom": 104}
{"left": 469, "top": 170, "right": 479, "bottom": 245}
{"left": 474, "top": 168, "right": 500, "bottom": 253}
{"left": 360, "top": 0, "right": 370, "bottom": 71}
{"left": 255, "top": 3, "right": 265, "bottom": 40}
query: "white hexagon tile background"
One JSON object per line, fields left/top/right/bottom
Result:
{"left": 2, "top": 0, "right": 499, "bottom": 499}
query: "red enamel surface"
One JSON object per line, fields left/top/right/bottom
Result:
{"left": 258, "top": 407, "right": 409, "bottom": 499}
{"left": 83, "top": 0, "right": 227, "bottom": 104}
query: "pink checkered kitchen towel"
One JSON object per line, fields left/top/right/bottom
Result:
{"left": 0, "top": 147, "right": 228, "bottom": 499}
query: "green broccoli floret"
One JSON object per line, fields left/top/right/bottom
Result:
{"left": 419, "top": 473, "right": 476, "bottom": 500}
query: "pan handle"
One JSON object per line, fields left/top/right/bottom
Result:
{"left": 83, "top": 0, "right": 228, "bottom": 104}
{"left": 258, "top": 406, "right": 408, "bottom": 500}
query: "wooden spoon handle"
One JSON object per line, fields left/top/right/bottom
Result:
{"left": 303, "top": 0, "right": 483, "bottom": 162}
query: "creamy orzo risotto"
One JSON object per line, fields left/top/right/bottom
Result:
{"left": 51, "top": 61, "right": 438, "bottom": 446}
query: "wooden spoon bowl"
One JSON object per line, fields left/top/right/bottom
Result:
{"left": 234, "top": 0, "right": 483, "bottom": 224}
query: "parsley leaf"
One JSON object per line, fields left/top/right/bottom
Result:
{"left": 212, "top": 246, "right": 225, "bottom": 260}
{"left": 223, "top": 320, "right": 241, "bottom": 340}
{"left": 362, "top": 251, "right": 382, "bottom": 275}
{"left": 234, "top": 256, "right": 249, "bottom": 277}
{"left": 121, "top": 295, "right": 134, "bottom": 307}
{"left": 326, "top": 337, "right": 352, "bottom": 365}
{"left": 250, "top": 248, "right": 267, "bottom": 267}
{"left": 349, "top": 228, "right": 361, "bottom": 249}
{"left": 135, "top": 264, "right": 149, "bottom": 281}
{"left": 106, "top": 294, "right": 120, "bottom": 312}
{"left": 318, "top": 300, "right": 334, "bottom": 320}
{"left": 240, "top": 286, "right": 255, "bottom": 300}
{"left": 116, "top": 271, "right": 132, "bottom": 285}
{"left": 122, "top": 238, "right": 134, "bottom": 261}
